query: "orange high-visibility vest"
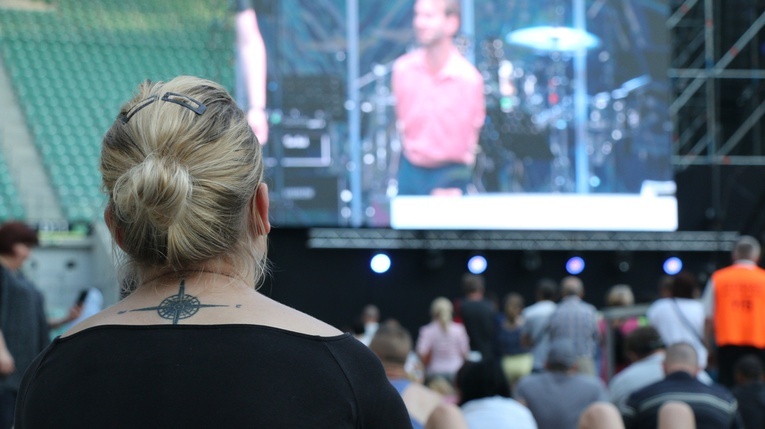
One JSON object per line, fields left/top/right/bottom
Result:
{"left": 713, "top": 264, "right": 765, "bottom": 348}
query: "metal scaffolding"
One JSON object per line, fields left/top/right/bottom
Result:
{"left": 671, "top": 0, "right": 765, "bottom": 166}
{"left": 307, "top": 228, "right": 738, "bottom": 251}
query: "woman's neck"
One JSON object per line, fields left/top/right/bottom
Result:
{"left": 132, "top": 266, "right": 256, "bottom": 299}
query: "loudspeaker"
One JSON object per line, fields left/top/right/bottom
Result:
{"left": 267, "top": 168, "right": 345, "bottom": 226}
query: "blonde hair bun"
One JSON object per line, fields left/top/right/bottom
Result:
{"left": 112, "top": 154, "right": 192, "bottom": 229}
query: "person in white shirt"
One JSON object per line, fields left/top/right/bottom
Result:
{"left": 646, "top": 271, "right": 707, "bottom": 370}
{"left": 358, "top": 304, "right": 380, "bottom": 346}
{"left": 456, "top": 360, "right": 537, "bottom": 429}
{"left": 521, "top": 278, "right": 558, "bottom": 371}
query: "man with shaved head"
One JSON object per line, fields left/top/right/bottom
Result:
{"left": 621, "top": 343, "right": 742, "bottom": 429}
{"left": 546, "top": 276, "right": 599, "bottom": 375}
{"left": 357, "top": 304, "right": 381, "bottom": 346}
{"left": 702, "top": 235, "right": 765, "bottom": 387}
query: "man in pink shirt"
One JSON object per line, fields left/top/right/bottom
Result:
{"left": 392, "top": 0, "right": 486, "bottom": 196}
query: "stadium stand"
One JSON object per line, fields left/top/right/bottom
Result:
{"left": 0, "top": 0, "right": 235, "bottom": 224}
{"left": 0, "top": 148, "right": 24, "bottom": 220}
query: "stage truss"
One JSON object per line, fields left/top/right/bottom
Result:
{"left": 671, "top": 0, "right": 765, "bottom": 167}
{"left": 307, "top": 229, "right": 738, "bottom": 251}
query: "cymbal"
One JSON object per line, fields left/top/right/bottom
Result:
{"left": 506, "top": 26, "right": 600, "bottom": 52}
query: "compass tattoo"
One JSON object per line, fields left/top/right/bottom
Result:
{"left": 118, "top": 280, "right": 230, "bottom": 324}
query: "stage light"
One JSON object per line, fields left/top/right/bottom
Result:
{"left": 467, "top": 255, "right": 487, "bottom": 274}
{"left": 663, "top": 257, "right": 683, "bottom": 275}
{"left": 370, "top": 253, "right": 391, "bottom": 274}
{"left": 566, "top": 256, "right": 585, "bottom": 275}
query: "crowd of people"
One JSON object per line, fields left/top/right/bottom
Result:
{"left": 2, "top": 198, "right": 762, "bottom": 428}
{"left": 345, "top": 235, "right": 765, "bottom": 428}
{"left": 5, "top": 226, "right": 762, "bottom": 428}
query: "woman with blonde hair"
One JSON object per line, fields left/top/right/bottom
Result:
{"left": 416, "top": 297, "right": 470, "bottom": 384}
{"left": 599, "top": 284, "right": 642, "bottom": 378}
{"left": 14, "top": 76, "right": 411, "bottom": 428}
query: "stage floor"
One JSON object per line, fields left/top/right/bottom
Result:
{"left": 390, "top": 193, "right": 678, "bottom": 231}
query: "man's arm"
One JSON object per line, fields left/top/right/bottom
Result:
{"left": 578, "top": 402, "right": 625, "bottom": 429}
{"left": 701, "top": 279, "right": 715, "bottom": 353}
{"left": 391, "top": 60, "right": 406, "bottom": 136}
{"left": 425, "top": 403, "right": 468, "bottom": 429}
{"left": 657, "top": 402, "right": 695, "bottom": 429}
{"left": 465, "top": 71, "right": 486, "bottom": 164}
{"left": 0, "top": 330, "right": 15, "bottom": 376}
{"left": 48, "top": 303, "right": 82, "bottom": 330}
{"left": 236, "top": 7, "right": 268, "bottom": 144}
{"left": 470, "top": 75, "right": 486, "bottom": 131}
{"left": 701, "top": 278, "right": 714, "bottom": 315}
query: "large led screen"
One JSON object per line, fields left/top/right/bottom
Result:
{"left": 236, "top": 0, "right": 676, "bottom": 231}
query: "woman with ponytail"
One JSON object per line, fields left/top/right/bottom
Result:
{"left": 416, "top": 297, "right": 470, "bottom": 385}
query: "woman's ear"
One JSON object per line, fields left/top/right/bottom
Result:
{"left": 104, "top": 206, "right": 126, "bottom": 250}
{"left": 252, "top": 183, "right": 271, "bottom": 235}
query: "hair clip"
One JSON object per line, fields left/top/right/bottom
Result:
{"left": 119, "top": 95, "right": 158, "bottom": 124}
{"left": 161, "top": 92, "right": 207, "bottom": 115}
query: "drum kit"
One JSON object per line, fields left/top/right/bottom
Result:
{"left": 506, "top": 26, "right": 600, "bottom": 52}
{"left": 478, "top": 25, "right": 602, "bottom": 193}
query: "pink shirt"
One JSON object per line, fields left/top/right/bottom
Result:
{"left": 392, "top": 48, "right": 485, "bottom": 168}
{"left": 416, "top": 321, "right": 470, "bottom": 377}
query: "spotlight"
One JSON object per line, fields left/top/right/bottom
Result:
{"left": 370, "top": 253, "right": 391, "bottom": 274}
{"left": 566, "top": 256, "right": 585, "bottom": 275}
{"left": 663, "top": 257, "right": 683, "bottom": 275}
{"left": 467, "top": 255, "right": 487, "bottom": 274}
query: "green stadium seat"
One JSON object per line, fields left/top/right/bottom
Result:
{"left": 0, "top": 0, "right": 234, "bottom": 222}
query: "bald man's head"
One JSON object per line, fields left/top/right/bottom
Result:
{"left": 560, "top": 276, "right": 584, "bottom": 298}
{"left": 663, "top": 343, "right": 699, "bottom": 377}
{"left": 369, "top": 321, "right": 412, "bottom": 367}
{"left": 733, "top": 236, "right": 761, "bottom": 263}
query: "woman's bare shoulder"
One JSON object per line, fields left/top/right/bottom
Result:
{"left": 251, "top": 293, "right": 343, "bottom": 337}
